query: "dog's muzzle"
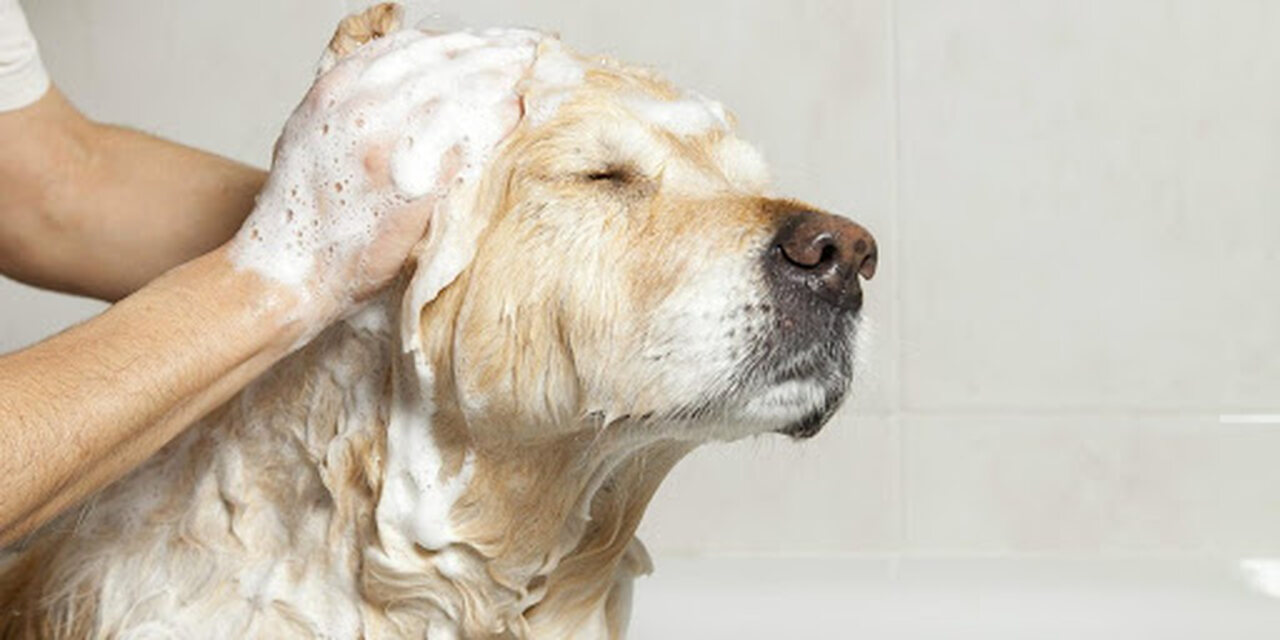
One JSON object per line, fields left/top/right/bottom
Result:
{"left": 760, "top": 207, "right": 877, "bottom": 438}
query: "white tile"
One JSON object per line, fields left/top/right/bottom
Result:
{"left": 903, "top": 415, "right": 1280, "bottom": 553}
{"left": 632, "top": 556, "right": 1280, "bottom": 640}
{"left": 0, "top": 279, "right": 105, "bottom": 354}
{"left": 640, "top": 414, "right": 900, "bottom": 554}
{"left": 896, "top": 1, "right": 1280, "bottom": 411}
{"left": 25, "top": 0, "right": 347, "bottom": 166}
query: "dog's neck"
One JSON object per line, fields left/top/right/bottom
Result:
{"left": 196, "top": 295, "right": 690, "bottom": 638}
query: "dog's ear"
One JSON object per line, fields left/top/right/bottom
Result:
{"left": 397, "top": 163, "right": 507, "bottom": 353}
{"left": 317, "top": 3, "right": 403, "bottom": 75}
{"left": 392, "top": 37, "right": 582, "bottom": 353}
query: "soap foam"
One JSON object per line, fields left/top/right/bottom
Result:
{"left": 376, "top": 345, "right": 477, "bottom": 552}
{"left": 228, "top": 28, "right": 540, "bottom": 319}
{"left": 234, "top": 27, "right": 592, "bottom": 558}
{"left": 624, "top": 90, "right": 729, "bottom": 136}
{"left": 521, "top": 41, "right": 587, "bottom": 126}
{"left": 376, "top": 33, "right": 594, "bottom": 559}
{"left": 398, "top": 37, "right": 588, "bottom": 352}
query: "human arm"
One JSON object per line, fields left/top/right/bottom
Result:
{"left": 0, "top": 88, "right": 266, "bottom": 301}
{"left": 0, "top": 22, "right": 536, "bottom": 545}
{"left": 0, "top": 247, "right": 303, "bottom": 544}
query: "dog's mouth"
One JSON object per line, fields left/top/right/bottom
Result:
{"left": 664, "top": 308, "right": 858, "bottom": 439}
{"left": 774, "top": 383, "right": 848, "bottom": 439}
{"left": 748, "top": 289, "right": 860, "bottom": 438}
{"left": 758, "top": 339, "right": 855, "bottom": 439}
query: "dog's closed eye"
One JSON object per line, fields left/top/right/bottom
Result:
{"left": 582, "top": 165, "right": 635, "bottom": 184}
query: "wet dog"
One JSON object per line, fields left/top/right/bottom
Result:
{"left": 0, "top": 6, "right": 876, "bottom": 638}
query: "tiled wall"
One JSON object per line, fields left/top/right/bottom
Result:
{"left": 646, "top": 0, "right": 1280, "bottom": 556}
{"left": 6, "top": 0, "right": 1278, "bottom": 555}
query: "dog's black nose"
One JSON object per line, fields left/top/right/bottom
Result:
{"left": 769, "top": 210, "right": 877, "bottom": 312}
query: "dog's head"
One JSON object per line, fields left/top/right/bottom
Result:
{"left": 312, "top": 21, "right": 882, "bottom": 635}
{"left": 401, "top": 37, "right": 877, "bottom": 446}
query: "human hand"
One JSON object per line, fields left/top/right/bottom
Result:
{"left": 229, "top": 9, "right": 537, "bottom": 331}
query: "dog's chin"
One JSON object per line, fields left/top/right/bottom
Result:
{"left": 730, "top": 357, "right": 852, "bottom": 439}
{"left": 739, "top": 303, "right": 860, "bottom": 439}
{"left": 755, "top": 336, "right": 857, "bottom": 439}
{"left": 664, "top": 319, "right": 859, "bottom": 439}
{"left": 775, "top": 391, "right": 845, "bottom": 439}
{"left": 766, "top": 376, "right": 850, "bottom": 439}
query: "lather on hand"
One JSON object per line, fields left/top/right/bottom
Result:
{"left": 232, "top": 25, "right": 537, "bottom": 333}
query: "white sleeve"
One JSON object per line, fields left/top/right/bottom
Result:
{"left": 0, "top": 0, "right": 49, "bottom": 112}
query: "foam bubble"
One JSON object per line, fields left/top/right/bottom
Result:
{"left": 228, "top": 28, "right": 540, "bottom": 319}
{"left": 624, "top": 91, "right": 729, "bottom": 136}
{"left": 522, "top": 42, "right": 587, "bottom": 126}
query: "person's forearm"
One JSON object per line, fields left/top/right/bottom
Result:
{"left": 0, "top": 89, "right": 266, "bottom": 300}
{"left": 0, "top": 245, "right": 305, "bottom": 545}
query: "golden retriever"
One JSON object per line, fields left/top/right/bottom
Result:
{"left": 0, "top": 6, "right": 877, "bottom": 638}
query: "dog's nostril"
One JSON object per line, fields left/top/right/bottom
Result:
{"left": 858, "top": 248, "right": 878, "bottom": 280}
{"left": 818, "top": 242, "right": 837, "bottom": 267}
{"left": 779, "top": 234, "right": 838, "bottom": 270}
{"left": 769, "top": 209, "right": 878, "bottom": 311}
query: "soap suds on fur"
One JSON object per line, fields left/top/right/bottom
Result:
{"left": 624, "top": 91, "right": 729, "bottom": 136}
{"left": 399, "top": 36, "right": 586, "bottom": 353}
{"left": 228, "top": 28, "right": 539, "bottom": 312}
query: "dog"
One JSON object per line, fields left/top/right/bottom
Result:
{"left": 0, "top": 6, "right": 877, "bottom": 638}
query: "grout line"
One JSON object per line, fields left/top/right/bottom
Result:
{"left": 888, "top": 0, "right": 904, "bottom": 417}
{"left": 655, "top": 549, "right": 1272, "bottom": 561}
{"left": 886, "top": 0, "right": 909, "bottom": 551}
{"left": 874, "top": 408, "right": 1275, "bottom": 421}
{"left": 1220, "top": 414, "right": 1280, "bottom": 425}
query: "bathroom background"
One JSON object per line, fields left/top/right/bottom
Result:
{"left": 5, "top": 0, "right": 1279, "bottom": 636}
